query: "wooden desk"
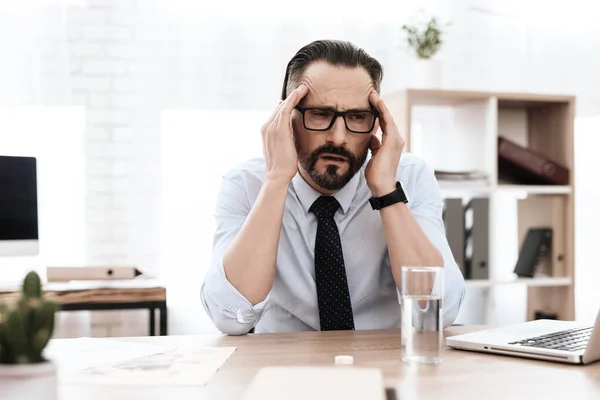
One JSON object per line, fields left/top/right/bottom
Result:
{"left": 57, "top": 327, "right": 600, "bottom": 400}
{"left": 0, "top": 279, "right": 167, "bottom": 336}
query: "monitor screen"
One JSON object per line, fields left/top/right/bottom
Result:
{"left": 0, "top": 155, "right": 39, "bottom": 241}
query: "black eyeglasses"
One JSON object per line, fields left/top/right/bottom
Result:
{"left": 294, "top": 106, "right": 378, "bottom": 134}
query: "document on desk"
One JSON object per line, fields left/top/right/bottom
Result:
{"left": 46, "top": 337, "right": 173, "bottom": 376}
{"left": 63, "top": 346, "right": 237, "bottom": 386}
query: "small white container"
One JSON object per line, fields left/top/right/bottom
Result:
{"left": 0, "top": 360, "right": 58, "bottom": 400}
{"left": 410, "top": 58, "right": 443, "bottom": 88}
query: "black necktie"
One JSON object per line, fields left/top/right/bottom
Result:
{"left": 310, "top": 196, "right": 355, "bottom": 331}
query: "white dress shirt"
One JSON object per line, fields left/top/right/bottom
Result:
{"left": 201, "top": 152, "right": 466, "bottom": 335}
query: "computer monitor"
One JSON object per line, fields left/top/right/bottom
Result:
{"left": 0, "top": 155, "right": 39, "bottom": 256}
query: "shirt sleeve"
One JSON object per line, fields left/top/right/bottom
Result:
{"left": 200, "top": 172, "right": 271, "bottom": 335}
{"left": 403, "top": 159, "right": 467, "bottom": 328}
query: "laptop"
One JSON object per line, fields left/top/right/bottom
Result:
{"left": 446, "top": 309, "right": 600, "bottom": 364}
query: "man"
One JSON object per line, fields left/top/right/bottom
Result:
{"left": 201, "top": 40, "right": 465, "bottom": 335}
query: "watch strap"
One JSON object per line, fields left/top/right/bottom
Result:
{"left": 369, "top": 181, "right": 408, "bottom": 210}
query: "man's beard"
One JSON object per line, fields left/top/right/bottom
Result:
{"left": 297, "top": 143, "right": 367, "bottom": 191}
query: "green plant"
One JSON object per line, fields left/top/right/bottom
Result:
{"left": 0, "top": 271, "right": 57, "bottom": 364}
{"left": 402, "top": 17, "right": 448, "bottom": 59}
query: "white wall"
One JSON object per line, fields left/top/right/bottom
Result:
{"left": 574, "top": 116, "right": 600, "bottom": 323}
{"left": 0, "top": 106, "right": 87, "bottom": 281}
{"left": 2, "top": 0, "right": 599, "bottom": 335}
{"left": 0, "top": 106, "right": 91, "bottom": 338}
{"left": 159, "top": 110, "right": 267, "bottom": 334}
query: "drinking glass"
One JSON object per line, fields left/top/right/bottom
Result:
{"left": 400, "top": 266, "right": 443, "bottom": 364}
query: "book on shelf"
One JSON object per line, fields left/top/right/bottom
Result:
{"left": 498, "top": 136, "right": 570, "bottom": 185}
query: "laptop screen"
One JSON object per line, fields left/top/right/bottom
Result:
{"left": 0, "top": 155, "right": 39, "bottom": 240}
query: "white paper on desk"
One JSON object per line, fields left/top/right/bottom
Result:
{"left": 242, "top": 367, "right": 386, "bottom": 400}
{"left": 46, "top": 337, "right": 173, "bottom": 377}
{"left": 65, "top": 346, "right": 237, "bottom": 386}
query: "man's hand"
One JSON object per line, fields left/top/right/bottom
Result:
{"left": 365, "top": 90, "right": 406, "bottom": 197}
{"left": 261, "top": 85, "right": 308, "bottom": 183}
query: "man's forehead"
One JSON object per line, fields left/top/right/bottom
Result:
{"left": 298, "top": 63, "right": 373, "bottom": 108}
{"left": 299, "top": 62, "right": 372, "bottom": 90}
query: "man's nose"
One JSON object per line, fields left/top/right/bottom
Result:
{"left": 326, "top": 116, "right": 348, "bottom": 146}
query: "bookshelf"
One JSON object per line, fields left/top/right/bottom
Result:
{"left": 384, "top": 89, "right": 576, "bottom": 325}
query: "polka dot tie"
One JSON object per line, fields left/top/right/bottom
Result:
{"left": 310, "top": 196, "right": 355, "bottom": 331}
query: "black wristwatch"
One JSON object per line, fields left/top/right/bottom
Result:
{"left": 369, "top": 181, "right": 408, "bottom": 210}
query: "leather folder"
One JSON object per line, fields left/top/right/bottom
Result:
{"left": 498, "top": 137, "right": 570, "bottom": 185}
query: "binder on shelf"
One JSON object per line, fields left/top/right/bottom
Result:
{"left": 443, "top": 198, "right": 466, "bottom": 278}
{"left": 464, "top": 198, "right": 489, "bottom": 280}
{"left": 498, "top": 136, "right": 570, "bottom": 185}
{"left": 514, "top": 228, "right": 553, "bottom": 278}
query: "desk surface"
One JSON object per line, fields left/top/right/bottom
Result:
{"left": 57, "top": 326, "right": 600, "bottom": 400}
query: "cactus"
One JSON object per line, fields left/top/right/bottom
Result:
{"left": 0, "top": 271, "right": 57, "bottom": 364}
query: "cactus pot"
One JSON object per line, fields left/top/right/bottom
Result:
{"left": 0, "top": 360, "right": 57, "bottom": 400}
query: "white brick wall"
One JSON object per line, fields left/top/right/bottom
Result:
{"left": 71, "top": 76, "right": 112, "bottom": 91}
{"left": 83, "top": 26, "right": 132, "bottom": 42}
{"left": 50, "top": 0, "right": 600, "bottom": 336}
{"left": 64, "top": 0, "right": 145, "bottom": 335}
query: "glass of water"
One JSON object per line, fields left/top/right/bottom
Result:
{"left": 400, "top": 266, "right": 443, "bottom": 364}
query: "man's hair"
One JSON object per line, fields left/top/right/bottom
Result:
{"left": 281, "top": 40, "right": 383, "bottom": 100}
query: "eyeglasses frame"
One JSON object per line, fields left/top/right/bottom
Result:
{"left": 293, "top": 106, "right": 379, "bottom": 134}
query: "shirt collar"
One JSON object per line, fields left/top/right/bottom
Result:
{"left": 291, "top": 169, "right": 360, "bottom": 215}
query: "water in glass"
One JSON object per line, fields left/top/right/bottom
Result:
{"left": 401, "top": 294, "right": 442, "bottom": 364}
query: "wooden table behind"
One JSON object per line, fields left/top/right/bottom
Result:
{"left": 0, "top": 279, "right": 168, "bottom": 335}
{"left": 59, "top": 327, "right": 600, "bottom": 400}
{"left": 0, "top": 280, "right": 166, "bottom": 305}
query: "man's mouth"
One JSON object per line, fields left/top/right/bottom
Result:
{"left": 320, "top": 154, "right": 347, "bottom": 162}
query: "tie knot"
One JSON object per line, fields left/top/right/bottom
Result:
{"left": 310, "top": 196, "right": 340, "bottom": 220}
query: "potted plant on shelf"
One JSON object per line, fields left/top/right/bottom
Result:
{"left": 0, "top": 271, "right": 58, "bottom": 400}
{"left": 401, "top": 16, "right": 449, "bottom": 88}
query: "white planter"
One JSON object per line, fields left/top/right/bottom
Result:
{"left": 0, "top": 361, "right": 57, "bottom": 400}
{"left": 410, "top": 58, "right": 442, "bottom": 88}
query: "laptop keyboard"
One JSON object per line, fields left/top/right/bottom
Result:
{"left": 508, "top": 326, "right": 592, "bottom": 352}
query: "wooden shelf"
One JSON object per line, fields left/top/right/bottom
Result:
{"left": 400, "top": 88, "right": 574, "bottom": 107}
{"left": 386, "top": 88, "right": 576, "bottom": 324}
{"left": 496, "top": 184, "right": 572, "bottom": 195}
{"left": 438, "top": 183, "right": 572, "bottom": 198}
{"left": 403, "top": 88, "right": 490, "bottom": 106}
{"left": 438, "top": 181, "right": 492, "bottom": 198}
{"left": 465, "top": 277, "right": 573, "bottom": 289}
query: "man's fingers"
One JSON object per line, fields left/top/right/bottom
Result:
{"left": 369, "top": 134, "right": 382, "bottom": 157}
{"left": 282, "top": 84, "right": 308, "bottom": 113}
{"left": 262, "top": 100, "right": 284, "bottom": 134}
{"left": 278, "top": 84, "right": 308, "bottom": 127}
{"left": 263, "top": 101, "right": 286, "bottom": 168}
{"left": 369, "top": 91, "right": 389, "bottom": 130}
{"left": 267, "top": 111, "right": 279, "bottom": 136}
{"left": 369, "top": 90, "right": 403, "bottom": 146}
